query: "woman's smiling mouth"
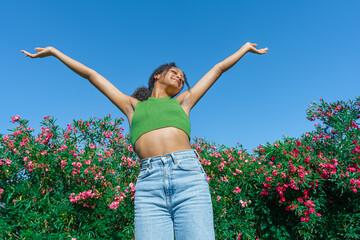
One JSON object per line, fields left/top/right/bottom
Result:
{"left": 172, "top": 78, "right": 180, "bottom": 84}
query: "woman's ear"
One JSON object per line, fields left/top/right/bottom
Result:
{"left": 154, "top": 73, "right": 161, "bottom": 82}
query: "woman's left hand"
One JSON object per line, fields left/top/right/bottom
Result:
{"left": 243, "top": 42, "right": 268, "bottom": 55}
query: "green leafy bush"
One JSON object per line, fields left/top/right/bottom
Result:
{"left": 1, "top": 97, "right": 359, "bottom": 239}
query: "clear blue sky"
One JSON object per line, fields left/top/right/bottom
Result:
{"left": 2, "top": 1, "right": 360, "bottom": 152}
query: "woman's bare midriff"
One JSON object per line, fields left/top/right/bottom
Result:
{"left": 134, "top": 127, "right": 192, "bottom": 160}
{"left": 127, "top": 95, "right": 192, "bottom": 160}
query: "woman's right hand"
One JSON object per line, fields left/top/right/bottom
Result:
{"left": 21, "top": 47, "right": 55, "bottom": 58}
{"left": 243, "top": 42, "right": 268, "bottom": 55}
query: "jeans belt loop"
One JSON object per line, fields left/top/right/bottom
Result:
{"left": 146, "top": 158, "right": 151, "bottom": 170}
{"left": 161, "top": 156, "right": 168, "bottom": 165}
{"left": 170, "top": 153, "right": 177, "bottom": 165}
{"left": 194, "top": 149, "right": 200, "bottom": 159}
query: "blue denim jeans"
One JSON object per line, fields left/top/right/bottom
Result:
{"left": 134, "top": 149, "right": 215, "bottom": 240}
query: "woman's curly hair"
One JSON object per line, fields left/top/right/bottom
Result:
{"left": 131, "top": 62, "right": 190, "bottom": 101}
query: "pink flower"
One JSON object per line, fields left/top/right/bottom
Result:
{"left": 266, "top": 177, "right": 274, "bottom": 182}
{"left": 5, "top": 159, "right": 12, "bottom": 166}
{"left": 260, "top": 188, "right": 269, "bottom": 196}
{"left": 60, "top": 145, "right": 68, "bottom": 151}
{"left": 239, "top": 200, "right": 248, "bottom": 207}
{"left": 304, "top": 200, "right": 315, "bottom": 208}
{"left": 127, "top": 145, "right": 133, "bottom": 152}
{"left": 12, "top": 115, "right": 21, "bottom": 123}
{"left": 300, "top": 217, "right": 309, "bottom": 222}
{"left": 220, "top": 176, "right": 228, "bottom": 182}
{"left": 217, "top": 196, "right": 221, "bottom": 201}
{"left": 233, "top": 187, "right": 241, "bottom": 193}
{"left": 109, "top": 201, "right": 119, "bottom": 210}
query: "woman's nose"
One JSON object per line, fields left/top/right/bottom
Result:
{"left": 177, "top": 74, "right": 182, "bottom": 81}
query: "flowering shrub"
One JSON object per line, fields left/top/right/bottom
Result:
{"left": 0, "top": 114, "right": 138, "bottom": 239}
{"left": 1, "top": 97, "right": 360, "bottom": 239}
{"left": 194, "top": 96, "right": 360, "bottom": 239}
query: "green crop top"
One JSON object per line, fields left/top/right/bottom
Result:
{"left": 130, "top": 96, "right": 191, "bottom": 150}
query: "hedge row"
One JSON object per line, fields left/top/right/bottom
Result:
{"left": 1, "top": 97, "right": 359, "bottom": 239}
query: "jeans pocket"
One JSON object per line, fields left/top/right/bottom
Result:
{"left": 177, "top": 157, "right": 204, "bottom": 172}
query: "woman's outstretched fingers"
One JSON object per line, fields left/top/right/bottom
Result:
{"left": 259, "top": 47, "right": 268, "bottom": 54}
{"left": 22, "top": 50, "right": 37, "bottom": 58}
{"left": 245, "top": 42, "right": 269, "bottom": 55}
{"left": 20, "top": 47, "right": 53, "bottom": 58}
{"left": 21, "top": 50, "right": 31, "bottom": 57}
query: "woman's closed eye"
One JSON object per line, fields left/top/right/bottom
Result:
{"left": 172, "top": 70, "right": 183, "bottom": 81}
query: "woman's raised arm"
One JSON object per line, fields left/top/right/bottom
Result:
{"left": 21, "top": 47, "right": 93, "bottom": 79}
{"left": 21, "top": 47, "right": 133, "bottom": 117}
{"left": 181, "top": 42, "right": 268, "bottom": 111}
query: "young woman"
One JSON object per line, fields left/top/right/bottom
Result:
{"left": 21, "top": 42, "right": 268, "bottom": 239}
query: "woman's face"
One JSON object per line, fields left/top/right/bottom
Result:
{"left": 166, "top": 67, "right": 185, "bottom": 88}
{"left": 156, "top": 67, "right": 185, "bottom": 95}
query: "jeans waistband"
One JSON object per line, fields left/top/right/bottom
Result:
{"left": 140, "top": 149, "right": 200, "bottom": 169}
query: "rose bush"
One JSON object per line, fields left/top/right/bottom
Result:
{"left": 1, "top": 97, "right": 359, "bottom": 239}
